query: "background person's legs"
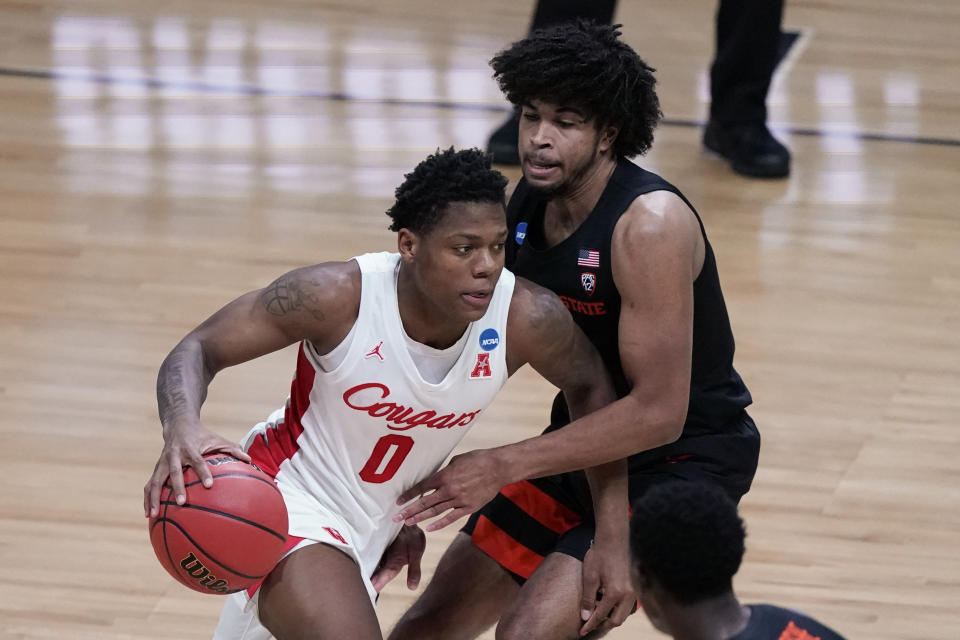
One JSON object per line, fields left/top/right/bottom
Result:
{"left": 703, "top": 0, "right": 790, "bottom": 177}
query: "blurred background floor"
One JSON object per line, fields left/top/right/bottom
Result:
{"left": 0, "top": 1, "right": 958, "bottom": 638}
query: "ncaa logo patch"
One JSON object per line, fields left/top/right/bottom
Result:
{"left": 479, "top": 328, "right": 500, "bottom": 351}
{"left": 581, "top": 272, "right": 597, "bottom": 296}
{"left": 515, "top": 222, "right": 528, "bottom": 246}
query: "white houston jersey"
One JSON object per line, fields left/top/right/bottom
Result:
{"left": 244, "top": 252, "right": 515, "bottom": 554}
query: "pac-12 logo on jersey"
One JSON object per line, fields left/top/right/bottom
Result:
{"left": 479, "top": 328, "right": 500, "bottom": 351}
{"left": 581, "top": 272, "right": 596, "bottom": 296}
{"left": 515, "top": 222, "right": 528, "bottom": 246}
{"left": 470, "top": 353, "right": 492, "bottom": 379}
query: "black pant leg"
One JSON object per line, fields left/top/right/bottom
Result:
{"left": 529, "top": 0, "right": 618, "bottom": 31}
{"left": 709, "top": 0, "right": 785, "bottom": 125}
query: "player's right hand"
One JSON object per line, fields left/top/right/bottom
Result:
{"left": 393, "top": 449, "right": 506, "bottom": 531}
{"left": 143, "top": 422, "right": 250, "bottom": 518}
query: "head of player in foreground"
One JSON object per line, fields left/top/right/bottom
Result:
{"left": 630, "top": 481, "right": 847, "bottom": 640}
{"left": 386, "top": 147, "right": 510, "bottom": 339}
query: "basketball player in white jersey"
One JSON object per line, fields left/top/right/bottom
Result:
{"left": 143, "top": 148, "right": 630, "bottom": 640}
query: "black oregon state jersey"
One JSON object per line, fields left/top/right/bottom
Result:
{"left": 732, "top": 604, "right": 847, "bottom": 639}
{"left": 506, "top": 158, "right": 753, "bottom": 458}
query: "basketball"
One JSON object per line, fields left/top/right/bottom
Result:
{"left": 148, "top": 453, "right": 288, "bottom": 594}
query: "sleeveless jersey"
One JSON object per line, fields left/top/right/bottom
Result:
{"left": 506, "top": 158, "right": 752, "bottom": 463}
{"left": 733, "top": 604, "right": 847, "bottom": 640}
{"left": 245, "top": 251, "right": 515, "bottom": 551}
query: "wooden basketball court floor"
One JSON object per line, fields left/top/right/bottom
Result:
{"left": 0, "top": 1, "right": 957, "bottom": 638}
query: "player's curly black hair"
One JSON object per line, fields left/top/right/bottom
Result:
{"left": 490, "top": 20, "right": 661, "bottom": 158}
{"left": 630, "top": 481, "right": 745, "bottom": 605}
{"left": 386, "top": 147, "right": 508, "bottom": 234}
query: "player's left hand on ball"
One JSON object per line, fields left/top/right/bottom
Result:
{"left": 371, "top": 524, "right": 426, "bottom": 593}
{"left": 393, "top": 449, "right": 505, "bottom": 531}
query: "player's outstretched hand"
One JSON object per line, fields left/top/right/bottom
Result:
{"left": 578, "top": 541, "right": 636, "bottom": 636}
{"left": 371, "top": 524, "right": 426, "bottom": 593}
{"left": 143, "top": 421, "right": 250, "bottom": 518}
{"left": 393, "top": 449, "right": 506, "bottom": 531}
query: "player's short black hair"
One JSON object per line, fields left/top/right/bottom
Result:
{"left": 386, "top": 147, "right": 508, "bottom": 234}
{"left": 490, "top": 20, "right": 662, "bottom": 159}
{"left": 630, "top": 481, "right": 745, "bottom": 605}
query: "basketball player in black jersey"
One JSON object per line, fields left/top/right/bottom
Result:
{"left": 631, "top": 482, "right": 846, "bottom": 640}
{"left": 486, "top": 0, "right": 791, "bottom": 178}
{"left": 388, "top": 21, "right": 760, "bottom": 640}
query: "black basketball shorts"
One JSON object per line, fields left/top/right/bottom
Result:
{"left": 462, "top": 413, "right": 760, "bottom": 581}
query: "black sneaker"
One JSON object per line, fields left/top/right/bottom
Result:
{"left": 486, "top": 113, "right": 521, "bottom": 166}
{"left": 703, "top": 120, "right": 790, "bottom": 178}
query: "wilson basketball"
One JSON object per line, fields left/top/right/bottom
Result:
{"left": 149, "top": 453, "right": 288, "bottom": 594}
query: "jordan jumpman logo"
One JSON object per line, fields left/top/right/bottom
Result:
{"left": 365, "top": 340, "right": 385, "bottom": 361}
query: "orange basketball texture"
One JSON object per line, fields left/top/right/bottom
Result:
{"left": 149, "top": 454, "right": 288, "bottom": 594}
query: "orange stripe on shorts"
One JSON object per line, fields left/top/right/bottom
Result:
{"left": 471, "top": 515, "right": 545, "bottom": 579}
{"left": 499, "top": 480, "right": 582, "bottom": 534}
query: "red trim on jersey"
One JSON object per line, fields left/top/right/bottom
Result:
{"left": 246, "top": 343, "right": 316, "bottom": 478}
{"left": 245, "top": 534, "right": 305, "bottom": 597}
{"left": 471, "top": 515, "right": 545, "bottom": 579}
{"left": 500, "top": 480, "right": 582, "bottom": 535}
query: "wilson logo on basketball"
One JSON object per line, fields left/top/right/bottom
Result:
{"left": 179, "top": 552, "right": 231, "bottom": 593}
{"left": 342, "top": 382, "right": 483, "bottom": 431}
{"left": 205, "top": 455, "right": 238, "bottom": 467}
{"left": 204, "top": 455, "right": 267, "bottom": 474}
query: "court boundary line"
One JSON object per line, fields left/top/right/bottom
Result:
{"left": 1, "top": 66, "right": 957, "bottom": 148}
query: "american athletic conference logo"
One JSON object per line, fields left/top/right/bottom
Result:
{"left": 471, "top": 328, "right": 499, "bottom": 380}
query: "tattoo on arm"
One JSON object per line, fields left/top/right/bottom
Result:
{"left": 260, "top": 273, "right": 326, "bottom": 321}
{"left": 518, "top": 288, "right": 580, "bottom": 371}
{"left": 528, "top": 287, "right": 566, "bottom": 334}
{"left": 157, "top": 343, "right": 208, "bottom": 426}
{"left": 525, "top": 287, "right": 613, "bottom": 412}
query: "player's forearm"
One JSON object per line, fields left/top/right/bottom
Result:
{"left": 564, "top": 374, "right": 618, "bottom": 422}
{"left": 584, "top": 459, "right": 629, "bottom": 541}
{"left": 156, "top": 337, "right": 215, "bottom": 434}
{"left": 491, "top": 395, "right": 682, "bottom": 484}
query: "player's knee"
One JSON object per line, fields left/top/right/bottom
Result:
{"left": 261, "top": 613, "right": 319, "bottom": 640}
{"left": 495, "top": 620, "right": 531, "bottom": 640}
{"left": 495, "top": 611, "right": 540, "bottom": 640}
{"left": 387, "top": 611, "right": 423, "bottom": 640}
{"left": 496, "top": 608, "right": 583, "bottom": 640}
{"left": 388, "top": 603, "right": 454, "bottom": 640}
{"left": 259, "top": 595, "right": 345, "bottom": 640}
